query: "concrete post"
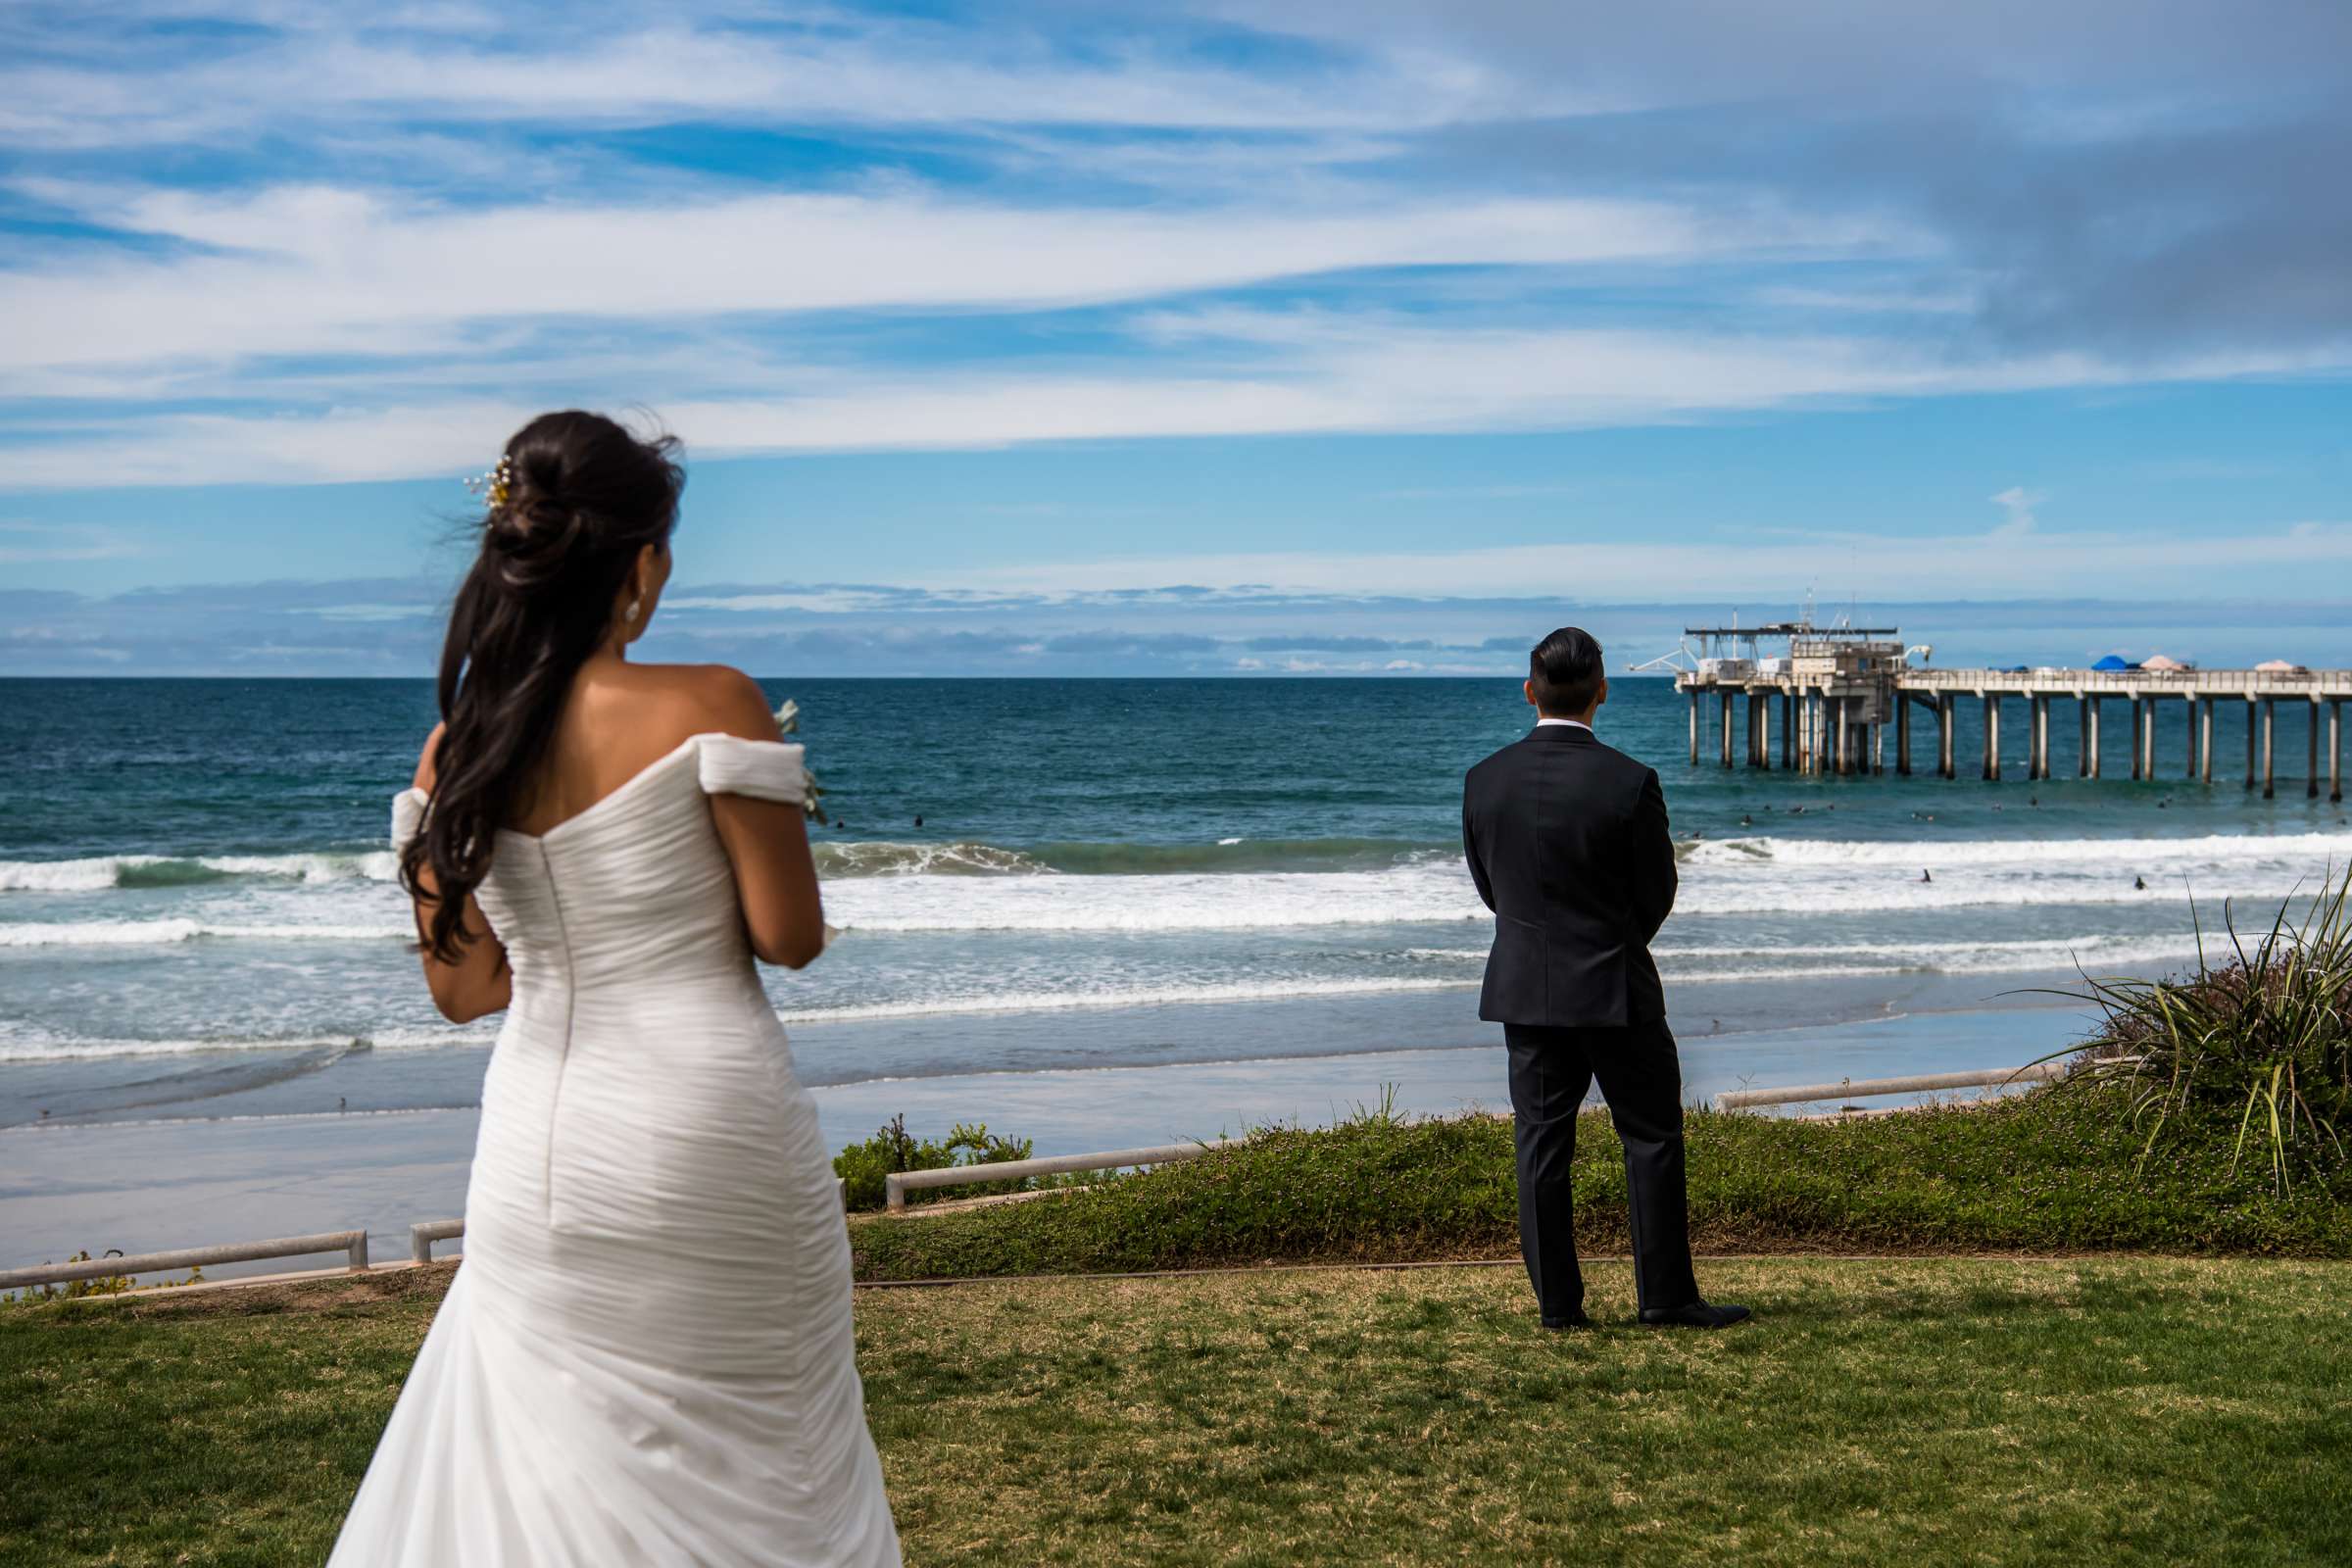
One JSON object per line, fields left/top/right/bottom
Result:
{"left": 2087, "top": 697, "right": 2102, "bottom": 780}
{"left": 2199, "top": 698, "right": 2214, "bottom": 784}
{"left": 2246, "top": 696, "right": 2259, "bottom": 790}
{"left": 1780, "top": 693, "right": 1793, "bottom": 770}
{"left": 2030, "top": 696, "right": 2048, "bottom": 780}
{"left": 1983, "top": 694, "right": 2000, "bottom": 780}
{"left": 2141, "top": 697, "right": 2157, "bottom": 780}
{"left": 1896, "top": 695, "right": 1912, "bottom": 774}
{"left": 1689, "top": 688, "right": 1699, "bottom": 765}
{"left": 1720, "top": 690, "right": 1735, "bottom": 768}
{"left": 2262, "top": 698, "right": 2276, "bottom": 799}
{"left": 1873, "top": 720, "right": 1886, "bottom": 775}
{"left": 2130, "top": 698, "right": 2143, "bottom": 780}
{"left": 1938, "top": 694, "right": 1955, "bottom": 780}
{"left": 2328, "top": 699, "right": 2343, "bottom": 803}
{"left": 2331, "top": 701, "right": 2343, "bottom": 804}
{"left": 1755, "top": 692, "right": 1771, "bottom": 769}
{"left": 2183, "top": 697, "right": 2196, "bottom": 779}
{"left": 2310, "top": 698, "right": 2322, "bottom": 800}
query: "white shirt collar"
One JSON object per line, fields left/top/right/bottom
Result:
{"left": 1535, "top": 717, "right": 1592, "bottom": 731}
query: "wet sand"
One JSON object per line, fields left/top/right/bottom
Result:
{"left": 3, "top": 998, "right": 2089, "bottom": 1281}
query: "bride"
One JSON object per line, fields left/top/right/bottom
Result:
{"left": 330, "top": 412, "right": 901, "bottom": 1565}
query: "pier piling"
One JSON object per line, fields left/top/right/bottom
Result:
{"left": 2331, "top": 700, "right": 2343, "bottom": 804}
{"left": 2310, "top": 699, "right": 2323, "bottom": 801}
{"left": 2263, "top": 698, "right": 2276, "bottom": 799}
{"left": 1669, "top": 624, "right": 2347, "bottom": 798}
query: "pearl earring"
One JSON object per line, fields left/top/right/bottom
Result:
{"left": 625, "top": 597, "right": 642, "bottom": 625}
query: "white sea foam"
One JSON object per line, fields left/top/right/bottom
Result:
{"left": 5, "top": 832, "right": 2344, "bottom": 948}
{"left": 823, "top": 831, "right": 2348, "bottom": 932}
{"left": 1680, "top": 830, "right": 2352, "bottom": 869}
{"left": 0, "top": 1027, "right": 494, "bottom": 1063}
{"left": 0, "top": 851, "right": 397, "bottom": 892}
{"left": 0, "top": 920, "right": 409, "bottom": 948}
{"left": 773, "top": 974, "right": 1467, "bottom": 1024}
{"left": 1406, "top": 933, "right": 2200, "bottom": 978}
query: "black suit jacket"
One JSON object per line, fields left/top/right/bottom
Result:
{"left": 1462, "top": 724, "right": 1677, "bottom": 1028}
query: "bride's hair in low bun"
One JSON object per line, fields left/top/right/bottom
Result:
{"left": 403, "top": 411, "right": 684, "bottom": 962}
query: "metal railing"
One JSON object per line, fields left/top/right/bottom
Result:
{"left": 1715, "top": 1062, "right": 2066, "bottom": 1111}
{"left": 0, "top": 1229, "right": 370, "bottom": 1291}
{"left": 886, "top": 1139, "right": 1233, "bottom": 1210}
{"left": 410, "top": 1219, "right": 465, "bottom": 1264}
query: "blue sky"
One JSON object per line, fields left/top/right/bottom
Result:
{"left": 2, "top": 1, "right": 2348, "bottom": 674}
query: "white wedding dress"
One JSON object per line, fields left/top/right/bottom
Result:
{"left": 331, "top": 733, "right": 900, "bottom": 1567}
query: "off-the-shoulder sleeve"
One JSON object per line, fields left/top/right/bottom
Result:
{"left": 391, "top": 787, "right": 429, "bottom": 853}
{"left": 694, "top": 734, "right": 808, "bottom": 805}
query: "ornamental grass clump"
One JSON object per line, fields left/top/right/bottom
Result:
{"left": 832, "top": 1113, "right": 1035, "bottom": 1211}
{"left": 2044, "top": 868, "right": 2352, "bottom": 1195}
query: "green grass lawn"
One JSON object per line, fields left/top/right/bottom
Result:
{"left": 845, "top": 1090, "right": 2352, "bottom": 1283}
{"left": 6, "top": 1255, "right": 2349, "bottom": 1566}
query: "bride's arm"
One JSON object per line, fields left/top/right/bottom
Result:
{"left": 407, "top": 724, "right": 514, "bottom": 1023}
{"left": 699, "top": 673, "right": 827, "bottom": 970}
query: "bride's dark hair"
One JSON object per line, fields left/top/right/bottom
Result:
{"left": 403, "top": 410, "right": 685, "bottom": 962}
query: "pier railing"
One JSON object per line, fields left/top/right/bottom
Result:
{"left": 0, "top": 1229, "right": 370, "bottom": 1291}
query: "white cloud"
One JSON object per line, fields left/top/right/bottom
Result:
{"left": 0, "top": 12, "right": 1553, "bottom": 150}
{"left": 0, "top": 181, "right": 1884, "bottom": 386}
{"left": 928, "top": 520, "right": 2352, "bottom": 602}
{"left": 0, "top": 522, "right": 141, "bottom": 564}
{"left": 3, "top": 316, "right": 2332, "bottom": 489}
{"left": 1988, "top": 485, "right": 2044, "bottom": 537}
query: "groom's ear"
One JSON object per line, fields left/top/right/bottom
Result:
{"left": 1594, "top": 675, "right": 1609, "bottom": 711}
{"left": 1523, "top": 677, "right": 1539, "bottom": 710}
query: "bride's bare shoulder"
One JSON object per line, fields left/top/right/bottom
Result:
{"left": 626, "top": 662, "right": 781, "bottom": 745}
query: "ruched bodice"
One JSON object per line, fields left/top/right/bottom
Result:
{"left": 394, "top": 732, "right": 800, "bottom": 991}
{"left": 336, "top": 733, "right": 901, "bottom": 1568}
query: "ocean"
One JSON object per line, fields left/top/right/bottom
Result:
{"left": 5, "top": 675, "right": 2348, "bottom": 1273}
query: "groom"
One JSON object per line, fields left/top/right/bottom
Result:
{"left": 1462, "top": 627, "right": 1749, "bottom": 1331}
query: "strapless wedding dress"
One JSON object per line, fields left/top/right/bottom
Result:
{"left": 330, "top": 734, "right": 900, "bottom": 1567}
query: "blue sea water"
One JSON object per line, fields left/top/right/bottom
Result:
{"left": 2, "top": 675, "right": 2347, "bottom": 1269}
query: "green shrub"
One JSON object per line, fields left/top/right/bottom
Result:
{"left": 3, "top": 1251, "right": 202, "bottom": 1308}
{"left": 832, "top": 1113, "right": 1035, "bottom": 1211}
{"left": 2041, "top": 869, "right": 2352, "bottom": 1194}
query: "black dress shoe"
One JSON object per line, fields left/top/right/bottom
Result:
{"left": 1541, "top": 1309, "right": 1593, "bottom": 1332}
{"left": 1639, "top": 1300, "right": 1752, "bottom": 1329}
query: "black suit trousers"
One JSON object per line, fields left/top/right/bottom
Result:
{"left": 1505, "top": 1019, "right": 1699, "bottom": 1319}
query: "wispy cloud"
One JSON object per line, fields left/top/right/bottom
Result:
{"left": 0, "top": 521, "right": 141, "bottom": 564}
{"left": 4, "top": 318, "right": 2330, "bottom": 488}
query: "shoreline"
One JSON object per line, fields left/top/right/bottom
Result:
{"left": 1, "top": 994, "right": 2090, "bottom": 1280}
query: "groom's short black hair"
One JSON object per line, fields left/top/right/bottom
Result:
{"left": 1529, "top": 626, "right": 1604, "bottom": 716}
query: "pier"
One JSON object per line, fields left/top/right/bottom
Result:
{"left": 1671, "top": 623, "right": 2348, "bottom": 800}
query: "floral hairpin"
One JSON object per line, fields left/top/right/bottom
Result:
{"left": 464, "top": 456, "right": 514, "bottom": 511}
